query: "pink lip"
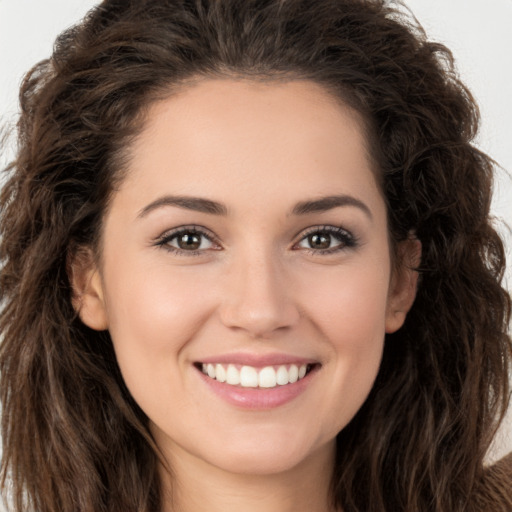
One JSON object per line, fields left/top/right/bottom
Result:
{"left": 197, "top": 352, "right": 317, "bottom": 368}
{"left": 195, "top": 361, "right": 319, "bottom": 410}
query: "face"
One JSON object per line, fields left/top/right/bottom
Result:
{"left": 74, "top": 79, "right": 418, "bottom": 478}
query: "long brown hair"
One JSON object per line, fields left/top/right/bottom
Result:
{"left": 1, "top": 1, "right": 510, "bottom": 511}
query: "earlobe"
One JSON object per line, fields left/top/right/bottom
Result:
{"left": 385, "top": 238, "right": 421, "bottom": 334}
{"left": 68, "top": 247, "right": 108, "bottom": 331}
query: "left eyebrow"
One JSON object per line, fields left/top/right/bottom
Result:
{"left": 137, "top": 195, "right": 228, "bottom": 218}
{"left": 291, "top": 195, "right": 373, "bottom": 220}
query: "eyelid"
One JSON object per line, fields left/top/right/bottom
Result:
{"left": 154, "top": 225, "right": 222, "bottom": 255}
{"left": 153, "top": 223, "right": 358, "bottom": 256}
{"left": 292, "top": 225, "right": 358, "bottom": 253}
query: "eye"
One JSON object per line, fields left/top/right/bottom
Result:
{"left": 295, "top": 226, "right": 356, "bottom": 254}
{"left": 155, "top": 226, "right": 220, "bottom": 254}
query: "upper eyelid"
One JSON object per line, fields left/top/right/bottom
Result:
{"left": 157, "top": 223, "right": 351, "bottom": 237}
{"left": 156, "top": 225, "right": 218, "bottom": 242}
{"left": 292, "top": 224, "right": 353, "bottom": 242}
{"left": 298, "top": 225, "right": 351, "bottom": 235}
{"left": 292, "top": 225, "right": 358, "bottom": 255}
{"left": 154, "top": 224, "right": 355, "bottom": 250}
{"left": 154, "top": 226, "right": 221, "bottom": 256}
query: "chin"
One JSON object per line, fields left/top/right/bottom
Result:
{"left": 216, "top": 449, "right": 304, "bottom": 476}
{"left": 198, "top": 429, "right": 334, "bottom": 477}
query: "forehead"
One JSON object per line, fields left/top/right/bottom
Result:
{"left": 133, "top": 78, "right": 371, "bottom": 166}
{"left": 115, "top": 78, "right": 383, "bottom": 221}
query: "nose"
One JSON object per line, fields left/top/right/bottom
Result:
{"left": 218, "top": 249, "right": 300, "bottom": 338}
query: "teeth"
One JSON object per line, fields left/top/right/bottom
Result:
{"left": 216, "top": 363, "right": 226, "bottom": 383}
{"left": 289, "top": 364, "right": 299, "bottom": 383}
{"left": 240, "top": 366, "right": 259, "bottom": 387}
{"left": 259, "top": 366, "right": 277, "bottom": 388}
{"left": 276, "top": 365, "right": 289, "bottom": 385}
{"left": 226, "top": 364, "right": 240, "bottom": 385}
{"left": 200, "top": 363, "right": 310, "bottom": 388}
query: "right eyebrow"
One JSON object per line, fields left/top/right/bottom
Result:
{"left": 291, "top": 194, "right": 373, "bottom": 220}
{"left": 137, "top": 195, "right": 228, "bottom": 218}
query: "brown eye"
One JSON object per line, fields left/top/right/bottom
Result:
{"left": 176, "top": 232, "right": 202, "bottom": 250}
{"left": 296, "top": 226, "right": 356, "bottom": 253}
{"left": 160, "top": 229, "right": 216, "bottom": 252}
{"left": 307, "top": 233, "right": 331, "bottom": 249}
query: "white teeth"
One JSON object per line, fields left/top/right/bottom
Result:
{"left": 276, "top": 365, "right": 289, "bottom": 385}
{"left": 258, "top": 366, "right": 277, "bottom": 388}
{"left": 226, "top": 364, "right": 240, "bottom": 385}
{"left": 215, "top": 363, "right": 226, "bottom": 382}
{"left": 200, "top": 363, "right": 310, "bottom": 388}
{"left": 289, "top": 364, "right": 299, "bottom": 383}
{"left": 240, "top": 366, "right": 258, "bottom": 387}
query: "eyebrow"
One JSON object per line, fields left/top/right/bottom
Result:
{"left": 291, "top": 195, "right": 373, "bottom": 220}
{"left": 137, "top": 195, "right": 228, "bottom": 218}
{"left": 137, "top": 193, "right": 372, "bottom": 220}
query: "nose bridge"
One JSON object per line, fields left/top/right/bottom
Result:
{"left": 219, "top": 244, "right": 299, "bottom": 337}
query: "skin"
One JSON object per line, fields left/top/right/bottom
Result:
{"left": 73, "top": 78, "right": 419, "bottom": 512}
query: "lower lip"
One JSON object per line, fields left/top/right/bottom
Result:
{"left": 196, "top": 368, "right": 317, "bottom": 410}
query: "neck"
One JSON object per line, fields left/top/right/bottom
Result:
{"left": 159, "top": 441, "right": 338, "bottom": 512}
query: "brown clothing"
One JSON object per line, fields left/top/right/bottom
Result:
{"left": 475, "top": 452, "right": 512, "bottom": 511}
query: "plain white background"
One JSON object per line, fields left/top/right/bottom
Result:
{"left": 0, "top": 1, "right": 510, "bottom": 501}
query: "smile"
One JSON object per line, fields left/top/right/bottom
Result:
{"left": 199, "top": 363, "right": 312, "bottom": 389}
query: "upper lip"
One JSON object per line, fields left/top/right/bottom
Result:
{"left": 195, "top": 353, "right": 319, "bottom": 368}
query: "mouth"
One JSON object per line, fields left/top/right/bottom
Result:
{"left": 194, "top": 362, "right": 317, "bottom": 389}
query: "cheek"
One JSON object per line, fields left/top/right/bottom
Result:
{"left": 302, "top": 260, "right": 390, "bottom": 347}
{"left": 106, "top": 259, "right": 212, "bottom": 340}
{"left": 102, "top": 260, "right": 217, "bottom": 394}
{"left": 298, "top": 262, "right": 389, "bottom": 426}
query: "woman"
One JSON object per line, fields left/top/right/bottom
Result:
{"left": 0, "top": 0, "right": 510, "bottom": 511}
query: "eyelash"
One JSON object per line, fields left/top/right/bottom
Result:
{"left": 154, "top": 225, "right": 358, "bottom": 256}
{"left": 294, "top": 225, "right": 358, "bottom": 255}
{"left": 155, "top": 225, "right": 220, "bottom": 257}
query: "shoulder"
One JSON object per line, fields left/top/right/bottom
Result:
{"left": 473, "top": 452, "right": 512, "bottom": 511}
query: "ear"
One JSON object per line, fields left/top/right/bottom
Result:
{"left": 67, "top": 247, "right": 108, "bottom": 331}
{"left": 385, "top": 237, "right": 421, "bottom": 333}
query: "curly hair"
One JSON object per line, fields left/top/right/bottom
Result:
{"left": 1, "top": 0, "right": 510, "bottom": 511}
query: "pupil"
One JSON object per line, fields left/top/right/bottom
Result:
{"left": 178, "top": 233, "right": 201, "bottom": 250}
{"left": 309, "top": 233, "right": 330, "bottom": 249}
